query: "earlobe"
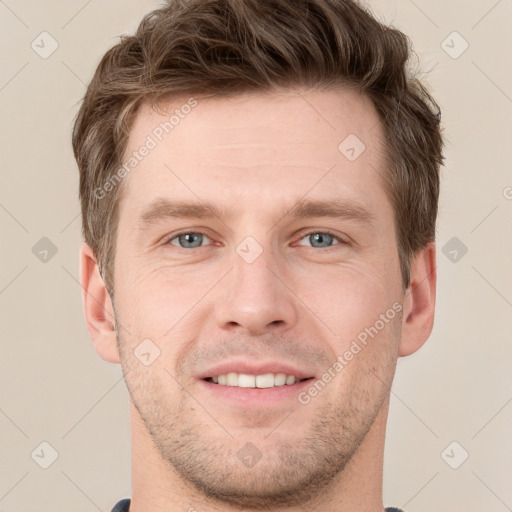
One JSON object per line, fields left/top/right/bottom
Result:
{"left": 398, "top": 242, "right": 437, "bottom": 357}
{"left": 79, "top": 243, "right": 121, "bottom": 363}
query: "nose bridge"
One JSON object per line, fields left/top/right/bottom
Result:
{"left": 233, "top": 237, "right": 282, "bottom": 298}
{"left": 215, "top": 236, "right": 298, "bottom": 335}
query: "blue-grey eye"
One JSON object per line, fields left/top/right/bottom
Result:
{"left": 297, "top": 232, "right": 340, "bottom": 248}
{"left": 169, "top": 232, "right": 209, "bottom": 248}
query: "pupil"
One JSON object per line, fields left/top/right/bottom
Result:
{"left": 311, "top": 233, "right": 332, "bottom": 247}
{"left": 181, "top": 233, "right": 201, "bottom": 247}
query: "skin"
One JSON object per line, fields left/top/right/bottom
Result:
{"left": 80, "top": 87, "right": 436, "bottom": 512}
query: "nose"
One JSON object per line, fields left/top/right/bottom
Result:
{"left": 215, "top": 247, "right": 299, "bottom": 336}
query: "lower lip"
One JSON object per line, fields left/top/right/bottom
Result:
{"left": 197, "top": 378, "right": 314, "bottom": 405}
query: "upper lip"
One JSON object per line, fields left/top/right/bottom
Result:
{"left": 196, "top": 360, "right": 315, "bottom": 380}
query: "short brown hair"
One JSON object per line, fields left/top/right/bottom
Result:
{"left": 72, "top": 0, "right": 444, "bottom": 295}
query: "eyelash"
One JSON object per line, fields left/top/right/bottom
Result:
{"left": 164, "top": 229, "right": 348, "bottom": 249}
{"left": 297, "top": 229, "right": 349, "bottom": 247}
{"left": 165, "top": 230, "right": 213, "bottom": 247}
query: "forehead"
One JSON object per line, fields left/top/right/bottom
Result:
{"left": 118, "top": 88, "right": 389, "bottom": 222}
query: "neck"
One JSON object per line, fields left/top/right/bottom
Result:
{"left": 129, "top": 397, "right": 390, "bottom": 512}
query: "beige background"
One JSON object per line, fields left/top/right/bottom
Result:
{"left": 1, "top": 0, "right": 511, "bottom": 510}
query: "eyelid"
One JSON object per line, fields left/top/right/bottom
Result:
{"left": 165, "top": 229, "right": 214, "bottom": 247}
{"left": 162, "top": 228, "right": 350, "bottom": 249}
{"left": 294, "top": 229, "right": 350, "bottom": 246}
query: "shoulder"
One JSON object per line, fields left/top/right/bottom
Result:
{"left": 111, "top": 498, "right": 131, "bottom": 512}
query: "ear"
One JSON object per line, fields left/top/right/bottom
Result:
{"left": 79, "top": 242, "right": 120, "bottom": 363}
{"left": 399, "top": 242, "right": 437, "bottom": 357}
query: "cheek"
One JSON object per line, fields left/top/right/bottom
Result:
{"left": 115, "top": 260, "right": 218, "bottom": 342}
{"left": 314, "top": 273, "right": 401, "bottom": 409}
{"left": 294, "top": 260, "right": 400, "bottom": 344}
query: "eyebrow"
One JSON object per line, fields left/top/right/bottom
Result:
{"left": 137, "top": 197, "right": 375, "bottom": 230}
{"left": 286, "top": 198, "right": 374, "bottom": 224}
{"left": 138, "top": 199, "right": 226, "bottom": 229}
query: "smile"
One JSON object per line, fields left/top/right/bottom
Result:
{"left": 204, "top": 372, "right": 313, "bottom": 388}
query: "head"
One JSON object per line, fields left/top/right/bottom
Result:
{"left": 75, "top": 0, "right": 443, "bottom": 508}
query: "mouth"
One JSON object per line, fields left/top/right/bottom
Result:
{"left": 198, "top": 371, "right": 316, "bottom": 406}
{"left": 203, "top": 372, "right": 314, "bottom": 389}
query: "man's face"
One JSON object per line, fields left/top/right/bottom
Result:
{"left": 112, "top": 88, "right": 405, "bottom": 506}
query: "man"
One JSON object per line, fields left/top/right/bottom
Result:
{"left": 73, "top": 0, "right": 444, "bottom": 510}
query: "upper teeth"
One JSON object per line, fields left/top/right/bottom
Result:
{"left": 211, "top": 373, "right": 304, "bottom": 388}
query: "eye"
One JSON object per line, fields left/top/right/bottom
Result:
{"left": 296, "top": 231, "right": 346, "bottom": 248}
{"left": 167, "top": 231, "right": 212, "bottom": 249}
